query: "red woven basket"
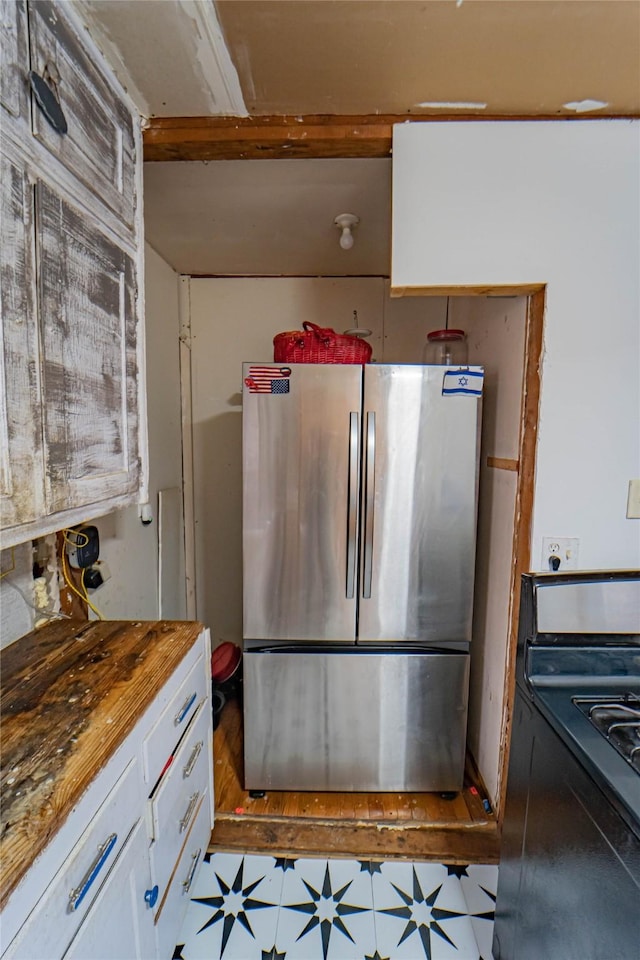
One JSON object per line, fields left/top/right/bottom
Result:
{"left": 273, "top": 321, "right": 372, "bottom": 364}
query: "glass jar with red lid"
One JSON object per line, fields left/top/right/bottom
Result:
{"left": 422, "top": 328, "right": 468, "bottom": 366}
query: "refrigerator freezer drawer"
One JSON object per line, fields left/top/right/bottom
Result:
{"left": 243, "top": 647, "right": 470, "bottom": 792}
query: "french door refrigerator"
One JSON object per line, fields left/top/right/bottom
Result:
{"left": 242, "top": 362, "right": 482, "bottom": 792}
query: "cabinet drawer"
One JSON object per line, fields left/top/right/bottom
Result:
{"left": 143, "top": 653, "right": 207, "bottom": 786}
{"left": 149, "top": 701, "right": 211, "bottom": 903}
{"left": 155, "top": 792, "right": 211, "bottom": 960}
{"left": 62, "top": 819, "right": 155, "bottom": 960}
{"left": 4, "top": 759, "right": 140, "bottom": 960}
{"left": 27, "top": 0, "right": 136, "bottom": 231}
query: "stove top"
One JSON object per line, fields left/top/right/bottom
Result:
{"left": 573, "top": 694, "right": 640, "bottom": 774}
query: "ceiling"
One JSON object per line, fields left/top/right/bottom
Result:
{"left": 79, "top": 0, "right": 639, "bottom": 119}
{"left": 77, "top": 0, "right": 640, "bottom": 276}
{"left": 143, "top": 158, "right": 391, "bottom": 276}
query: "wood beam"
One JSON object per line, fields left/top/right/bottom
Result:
{"left": 143, "top": 113, "right": 634, "bottom": 162}
{"left": 143, "top": 115, "right": 395, "bottom": 161}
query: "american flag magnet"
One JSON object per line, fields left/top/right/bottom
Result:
{"left": 245, "top": 366, "right": 291, "bottom": 394}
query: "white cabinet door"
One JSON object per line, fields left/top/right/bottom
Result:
{"left": 35, "top": 179, "right": 141, "bottom": 515}
{"left": 0, "top": 149, "right": 44, "bottom": 529}
{"left": 63, "top": 820, "right": 155, "bottom": 960}
{"left": 27, "top": 0, "right": 136, "bottom": 231}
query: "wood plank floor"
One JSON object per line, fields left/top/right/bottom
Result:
{"left": 210, "top": 698, "right": 500, "bottom": 864}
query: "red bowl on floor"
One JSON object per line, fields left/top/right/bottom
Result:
{"left": 211, "top": 642, "right": 241, "bottom": 682}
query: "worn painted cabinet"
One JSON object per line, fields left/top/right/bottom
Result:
{"left": 0, "top": 0, "right": 145, "bottom": 547}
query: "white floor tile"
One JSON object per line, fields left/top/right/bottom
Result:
{"left": 372, "top": 862, "right": 480, "bottom": 960}
{"left": 175, "top": 854, "right": 498, "bottom": 960}
{"left": 276, "top": 858, "right": 376, "bottom": 959}
{"left": 460, "top": 866, "right": 498, "bottom": 960}
{"left": 179, "top": 853, "right": 283, "bottom": 959}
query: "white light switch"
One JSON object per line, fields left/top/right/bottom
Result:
{"left": 626, "top": 479, "right": 640, "bottom": 519}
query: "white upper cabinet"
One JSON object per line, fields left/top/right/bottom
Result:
{"left": 0, "top": 0, "right": 145, "bottom": 548}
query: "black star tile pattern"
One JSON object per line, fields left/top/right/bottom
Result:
{"left": 446, "top": 863, "right": 469, "bottom": 879}
{"left": 471, "top": 885, "right": 496, "bottom": 922}
{"left": 378, "top": 865, "right": 468, "bottom": 959}
{"left": 175, "top": 854, "right": 496, "bottom": 958}
{"left": 283, "top": 862, "right": 369, "bottom": 960}
{"left": 192, "top": 857, "right": 277, "bottom": 957}
{"left": 274, "top": 857, "right": 297, "bottom": 872}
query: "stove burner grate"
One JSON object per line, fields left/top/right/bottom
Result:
{"left": 573, "top": 694, "right": 640, "bottom": 774}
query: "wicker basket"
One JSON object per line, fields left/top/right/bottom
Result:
{"left": 273, "top": 321, "right": 372, "bottom": 364}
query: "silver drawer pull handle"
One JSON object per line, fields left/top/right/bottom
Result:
{"left": 179, "top": 793, "right": 199, "bottom": 833}
{"left": 68, "top": 833, "right": 118, "bottom": 912}
{"left": 174, "top": 692, "right": 197, "bottom": 726}
{"left": 182, "top": 848, "right": 202, "bottom": 895}
{"left": 183, "top": 740, "right": 203, "bottom": 779}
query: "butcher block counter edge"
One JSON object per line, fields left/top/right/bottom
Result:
{"left": 0, "top": 619, "right": 205, "bottom": 914}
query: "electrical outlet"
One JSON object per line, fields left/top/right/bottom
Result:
{"left": 541, "top": 537, "right": 579, "bottom": 571}
{"left": 84, "top": 560, "right": 111, "bottom": 590}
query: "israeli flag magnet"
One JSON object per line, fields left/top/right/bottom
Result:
{"left": 442, "top": 366, "right": 484, "bottom": 397}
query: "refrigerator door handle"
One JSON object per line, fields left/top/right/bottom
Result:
{"left": 362, "top": 411, "right": 376, "bottom": 599}
{"left": 346, "top": 411, "right": 360, "bottom": 599}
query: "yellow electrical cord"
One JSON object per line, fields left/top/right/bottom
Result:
{"left": 61, "top": 529, "right": 104, "bottom": 620}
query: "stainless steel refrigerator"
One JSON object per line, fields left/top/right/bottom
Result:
{"left": 242, "top": 362, "right": 482, "bottom": 792}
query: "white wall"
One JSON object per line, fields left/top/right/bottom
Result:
{"left": 90, "top": 244, "right": 186, "bottom": 619}
{"left": 392, "top": 120, "right": 640, "bottom": 571}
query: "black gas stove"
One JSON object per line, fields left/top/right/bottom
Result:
{"left": 494, "top": 570, "right": 640, "bottom": 960}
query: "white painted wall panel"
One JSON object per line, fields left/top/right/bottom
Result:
{"left": 158, "top": 486, "right": 185, "bottom": 619}
{"left": 91, "top": 245, "right": 185, "bottom": 619}
{"left": 392, "top": 120, "right": 640, "bottom": 570}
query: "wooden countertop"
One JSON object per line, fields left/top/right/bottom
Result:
{"left": 0, "top": 619, "right": 204, "bottom": 911}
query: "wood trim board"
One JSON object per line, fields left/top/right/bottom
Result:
{"left": 487, "top": 457, "right": 519, "bottom": 472}
{"left": 495, "top": 288, "right": 545, "bottom": 824}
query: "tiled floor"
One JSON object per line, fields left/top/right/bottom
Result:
{"left": 173, "top": 854, "right": 498, "bottom": 960}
